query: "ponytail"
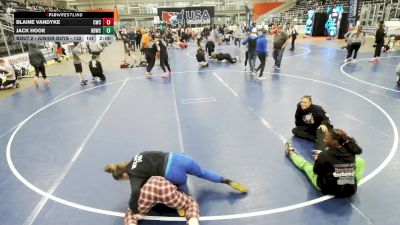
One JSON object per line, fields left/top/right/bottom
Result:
{"left": 332, "top": 129, "right": 362, "bottom": 155}
{"left": 342, "top": 137, "right": 362, "bottom": 155}
{"left": 104, "top": 162, "right": 128, "bottom": 180}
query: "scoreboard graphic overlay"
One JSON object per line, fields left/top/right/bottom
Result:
{"left": 13, "top": 12, "right": 115, "bottom": 43}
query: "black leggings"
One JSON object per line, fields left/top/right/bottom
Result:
{"left": 34, "top": 65, "right": 46, "bottom": 79}
{"left": 292, "top": 126, "right": 327, "bottom": 151}
{"left": 347, "top": 43, "right": 361, "bottom": 59}
{"left": 234, "top": 38, "right": 241, "bottom": 47}
{"left": 244, "top": 51, "right": 248, "bottom": 66}
{"left": 160, "top": 54, "right": 171, "bottom": 72}
{"left": 197, "top": 38, "right": 202, "bottom": 46}
{"left": 145, "top": 53, "right": 156, "bottom": 73}
{"left": 207, "top": 49, "right": 214, "bottom": 57}
{"left": 374, "top": 43, "right": 383, "bottom": 57}
{"left": 256, "top": 53, "right": 266, "bottom": 77}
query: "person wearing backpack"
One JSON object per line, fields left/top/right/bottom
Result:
{"left": 241, "top": 28, "right": 258, "bottom": 74}
{"left": 289, "top": 24, "right": 298, "bottom": 51}
{"left": 344, "top": 25, "right": 366, "bottom": 63}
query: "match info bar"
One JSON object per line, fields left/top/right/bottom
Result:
{"left": 13, "top": 12, "right": 115, "bottom": 43}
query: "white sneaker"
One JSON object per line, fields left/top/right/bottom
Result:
{"left": 256, "top": 76, "right": 266, "bottom": 80}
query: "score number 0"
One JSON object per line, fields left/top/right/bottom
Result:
{"left": 103, "top": 18, "right": 114, "bottom": 26}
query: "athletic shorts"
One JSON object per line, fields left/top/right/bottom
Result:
{"left": 74, "top": 63, "right": 82, "bottom": 73}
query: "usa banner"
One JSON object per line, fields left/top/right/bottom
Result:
{"left": 157, "top": 7, "right": 214, "bottom": 27}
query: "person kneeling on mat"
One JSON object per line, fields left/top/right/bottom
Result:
{"left": 285, "top": 129, "right": 365, "bottom": 197}
{"left": 292, "top": 95, "right": 332, "bottom": 151}
{"left": 124, "top": 176, "right": 200, "bottom": 225}
{"left": 89, "top": 55, "right": 106, "bottom": 83}
{"left": 210, "top": 52, "right": 239, "bottom": 64}
{"left": 105, "top": 151, "right": 247, "bottom": 217}
{"left": 196, "top": 47, "right": 208, "bottom": 67}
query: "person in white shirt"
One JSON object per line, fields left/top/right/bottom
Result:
{"left": 0, "top": 59, "right": 16, "bottom": 88}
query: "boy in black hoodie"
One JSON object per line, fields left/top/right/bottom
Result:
{"left": 285, "top": 129, "right": 365, "bottom": 197}
{"left": 292, "top": 95, "right": 332, "bottom": 150}
{"left": 196, "top": 47, "right": 208, "bottom": 67}
{"left": 205, "top": 37, "right": 215, "bottom": 57}
{"left": 89, "top": 55, "right": 106, "bottom": 82}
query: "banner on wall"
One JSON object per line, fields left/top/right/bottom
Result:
{"left": 348, "top": 0, "right": 357, "bottom": 25}
{"left": 4, "top": 43, "right": 73, "bottom": 70}
{"left": 305, "top": 10, "right": 315, "bottom": 36}
{"left": 245, "top": 5, "right": 251, "bottom": 26}
{"left": 325, "top": 6, "right": 344, "bottom": 37}
{"left": 157, "top": 7, "right": 214, "bottom": 26}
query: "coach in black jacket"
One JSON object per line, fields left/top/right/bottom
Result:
{"left": 292, "top": 95, "right": 332, "bottom": 150}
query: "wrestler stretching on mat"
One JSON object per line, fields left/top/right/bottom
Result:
{"left": 285, "top": 129, "right": 365, "bottom": 197}
{"left": 105, "top": 151, "right": 248, "bottom": 216}
{"left": 292, "top": 95, "right": 332, "bottom": 150}
{"left": 124, "top": 176, "right": 200, "bottom": 225}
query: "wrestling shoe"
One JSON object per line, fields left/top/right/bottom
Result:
{"left": 256, "top": 76, "right": 266, "bottom": 80}
{"left": 177, "top": 209, "right": 186, "bottom": 217}
{"left": 80, "top": 80, "right": 88, "bottom": 85}
{"left": 284, "top": 140, "right": 297, "bottom": 156}
{"left": 162, "top": 72, "right": 170, "bottom": 78}
{"left": 229, "top": 181, "right": 248, "bottom": 193}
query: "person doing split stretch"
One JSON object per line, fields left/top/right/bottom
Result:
{"left": 292, "top": 95, "right": 332, "bottom": 151}
{"left": 285, "top": 129, "right": 365, "bottom": 197}
{"left": 105, "top": 151, "right": 248, "bottom": 215}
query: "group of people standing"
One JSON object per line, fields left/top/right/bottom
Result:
{"left": 241, "top": 25, "right": 290, "bottom": 80}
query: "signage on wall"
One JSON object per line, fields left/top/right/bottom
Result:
{"left": 157, "top": 7, "right": 214, "bottom": 26}
{"left": 348, "top": 0, "right": 357, "bottom": 25}
{"left": 305, "top": 10, "right": 315, "bottom": 36}
{"left": 325, "top": 6, "right": 344, "bottom": 37}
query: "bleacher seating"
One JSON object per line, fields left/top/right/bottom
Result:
{"left": 271, "top": 0, "right": 351, "bottom": 24}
